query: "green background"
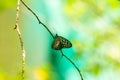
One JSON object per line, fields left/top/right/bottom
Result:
{"left": 0, "top": 0, "right": 120, "bottom": 80}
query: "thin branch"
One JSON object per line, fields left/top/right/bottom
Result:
{"left": 20, "top": 0, "right": 54, "bottom": 38}
{"left": 20, "top": 0, "right": 83, "bottom": 80}
{"left": 60, "top": 50, "right": 83, "bottom": 80}
{"left": 14, "top": 0, "right": 26, "bottom": 80}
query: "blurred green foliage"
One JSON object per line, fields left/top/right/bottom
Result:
{"left": 63, "top": 0, "right": 120, "bottom": 79}
{"left": 0, "top": 0, "right": 17, "bottom": 12}
{"left": 0, "top": 0, "right": 120, "bottom": 80}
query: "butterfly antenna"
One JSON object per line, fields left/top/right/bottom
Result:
{"left": 20, "top": 0, "right": 83, "bottom": 80}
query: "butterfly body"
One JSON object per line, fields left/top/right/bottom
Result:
{"left": 52, "top": 34, "right": 72, "bottom": 50}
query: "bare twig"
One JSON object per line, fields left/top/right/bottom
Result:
{"left": 14, "top": 0, "right": 26, "bottom": 80}
{"left": 20, "top": 0, "right": 54, "bottom": 38}
{"left": 60, "top": 50, "right": 83, "bottom": 80}
{"left": 20, "top": 0, "right": 83, "bottom": 80}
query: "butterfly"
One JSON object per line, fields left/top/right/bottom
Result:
{"left": 51, "top": 34, "right": 72, "bottom": 50}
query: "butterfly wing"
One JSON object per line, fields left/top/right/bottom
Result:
{"left": 59, "top": 36, "right": 72, "bottom": 48}
{"left": 51, "top": 35, "right": 62, "bottom": 50}
{"left": 51, "top": 34, "right": 72, "bottom": 50}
